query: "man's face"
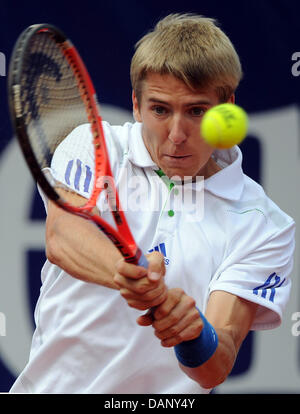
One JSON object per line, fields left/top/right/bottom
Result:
{"left": 133, "top": 72, "right": 234, "bottom": 179}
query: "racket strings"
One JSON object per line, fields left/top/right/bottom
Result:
{"left": 19, "top": 31, "right": 89, "bottom": 170}
{"left": 62, "top": 46, "right": 97, "bottom": 137}
{"left": 62, "top": 46, "right": 105, "bottom": 174}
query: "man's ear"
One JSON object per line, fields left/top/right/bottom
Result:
{"left": 132, "top": 90, "right": 142, "bottom": 122}
{"left": 228, "top": 93, "right": 235, "bottom": 104}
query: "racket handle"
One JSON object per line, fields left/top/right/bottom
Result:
{"left": 137, "top": 252, "right": 149, "bottom": 268}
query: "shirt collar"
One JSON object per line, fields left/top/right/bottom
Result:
{"left": 128, "top": 122, "right": 245, "bottom": 201}
{"left": 204, "top": 146, "right": 245, "bottom": 200}
{"left": 127, "top": 122, "right": 158, "bottom": 168}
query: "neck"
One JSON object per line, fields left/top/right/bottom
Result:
{"left": 199, "top": 157, "right": 222, "bottom": 180}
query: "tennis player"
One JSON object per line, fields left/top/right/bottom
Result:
{"left": 10, "top": 14, "right": 295, "bottom": 393}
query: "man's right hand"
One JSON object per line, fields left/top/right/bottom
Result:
{"left": 113, "top": 251, "right": 167, "bottom": 311}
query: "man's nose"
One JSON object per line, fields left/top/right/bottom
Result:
{"left": 168, "top": 116, "right": 188, "bottom": 145}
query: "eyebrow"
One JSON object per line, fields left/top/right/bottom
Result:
{"left": 147, "top": 97, "right": 212, "bottom": 106}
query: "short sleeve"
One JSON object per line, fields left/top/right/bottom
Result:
{"left": 208, "top": 219, "right": 295, "bottom": 330}
{"left": 44, "top": 121, "right": 126, "bottom": 201}
{"left": 49, "top": 123, "right": 95, "bottom": 198}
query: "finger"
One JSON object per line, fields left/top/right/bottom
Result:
{"left": 115, "top": 258, "right": 147, "bottom": 280}
{"left": 120, "top": 287, "right": 168, "bottom": 310}
{"left": 113, "top": 269, "right": 150, "bottom": 292}
{"left": 120, "top": 281, "right": 167, "bottom": 301}
{"left": 154, "top": 307, "right": 202, "bottom": 342}
{"left": 115, "top": 272, "right": 162, "bottom": 295}
{"left": 153, "top": 288, "right": 185, "bottom": 321}
{"left": 137, "top": 310, "right": 154, "bottom": 326}
{"left": 160, "top": 319, "right": 203, "bottom": 347}
{"left": 154, "top": 295, "right": 197, "bottom": 332}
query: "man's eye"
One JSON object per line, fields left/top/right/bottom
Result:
{"left": 190, "top": 107, "right": 205, "bottom": 116}
{"left": 153, "top": 106, "right": 167, "bottom": 115}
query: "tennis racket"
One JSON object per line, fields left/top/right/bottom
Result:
{"left": 8, "top": 23, "right": 148, "bottom": 268}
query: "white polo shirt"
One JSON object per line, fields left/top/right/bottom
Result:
{"left": 10, "top": 121, "right": 295, "bottom": 394}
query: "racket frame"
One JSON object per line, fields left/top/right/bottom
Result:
{"left": 8, "top": 24, "right": 145, "bottom": 265}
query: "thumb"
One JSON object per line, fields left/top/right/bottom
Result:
{"left": 146, "top": 251, "right": 166, "bottom": 282}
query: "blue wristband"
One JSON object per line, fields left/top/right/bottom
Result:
{"left": 174, "top": 308, "right": 218, "bottom": 368}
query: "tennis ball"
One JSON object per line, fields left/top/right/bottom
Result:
{"left": 200, "top": 103, "right": 248, "bottom": 149}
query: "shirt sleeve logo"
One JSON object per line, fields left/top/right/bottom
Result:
{"left": 148, "top": 242, "right": 170, "bottom": 265}
{"left": 253, "top": 272, "right": 285, "bottom": 303}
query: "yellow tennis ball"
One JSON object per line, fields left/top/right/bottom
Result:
{"left": 200, "top": 103, "right": 248, "bottom": 149}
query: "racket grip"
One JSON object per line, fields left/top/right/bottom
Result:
{"left": 137, "top": 252, "right": 149, "bottom": 268}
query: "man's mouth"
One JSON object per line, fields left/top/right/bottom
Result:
{"left": 162, "top": 154, "right": 192, "bottom": 166}
{"left": 165, "top": 154, "right": 191, "bottom": 158}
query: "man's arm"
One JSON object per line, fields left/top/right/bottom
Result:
{"left": 114, "top": 253, "right": 258, "bottom": 389}
{"left": 46, "top": 188, "right": 168, "bottom": 300}
{"left": 138, "top": 289, "right": 257, "bottom": 389}
{"left": 45, "top": 190, "right": 122, "bottom": 288}
{"left": 177, "top": 291, "right": 258, "bottom": 389}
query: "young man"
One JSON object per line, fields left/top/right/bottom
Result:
{"left": 10, "top": 14, "right": 295, "bottom": 393}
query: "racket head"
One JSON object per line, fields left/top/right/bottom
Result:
{"left": 8, "top": 23, "right": 144, "bottom": 265}
{"left": 8, "top": 23, "right": 104, "bottom": 209}
{"left": 8, "top": 24, "right": 63, "bottom": 204}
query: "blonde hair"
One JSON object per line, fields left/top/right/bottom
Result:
{"left": 130, "top": 13, "right": 243, "bottom": 103}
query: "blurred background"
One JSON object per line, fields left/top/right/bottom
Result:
{"left": 0, "top": 0, "right": 299, "bottom": 393}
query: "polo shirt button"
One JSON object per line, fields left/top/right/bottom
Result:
{"left": 168, "top": 210, "right": 175, "bottom": 217}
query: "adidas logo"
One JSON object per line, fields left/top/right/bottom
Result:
{"left": 148, "top": 242, "right": 170, "bottom": 266}
{"left": 253, "top": 272, "right": 285, "bottom": 303}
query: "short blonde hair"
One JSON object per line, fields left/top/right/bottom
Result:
{"left": 130, "top": 13, "right": 243, "bottom": 103}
